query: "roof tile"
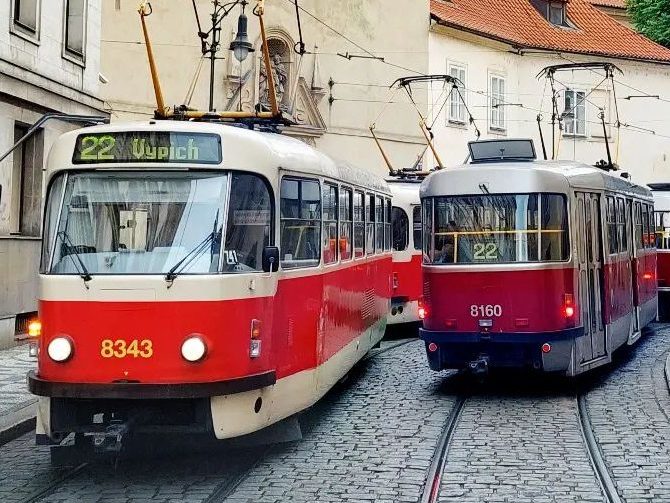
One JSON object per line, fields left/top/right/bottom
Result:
{"left": 430, "top": 0, "right": 670, "bottom": 63}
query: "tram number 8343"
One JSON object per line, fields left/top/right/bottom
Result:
{"left": 470, "top": 305, "right": 503, "bottom": 317}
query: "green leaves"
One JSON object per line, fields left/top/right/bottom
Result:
{"left": 627, "top": 0, "right": 670, "bottom": 48}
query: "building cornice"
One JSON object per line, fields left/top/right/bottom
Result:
{"left": 0, "top": 57, "right": 108, "bottom": 114}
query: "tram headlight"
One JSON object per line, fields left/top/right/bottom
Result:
{"left": 47, "top": 337, "right": 73, "bottom": 362}
{"left": 181, "top": 336, "right": 207, "bottom": 362}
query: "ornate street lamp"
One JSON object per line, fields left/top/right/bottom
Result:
{"left": 230, "top": 1, "right": 254, "bottom": 63}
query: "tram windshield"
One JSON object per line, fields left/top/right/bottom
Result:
{"left": 41, "top": 171, "right": 272, "bottom": 275}
{"left": 424, "top": 193, "right": 569, "bottom": 264}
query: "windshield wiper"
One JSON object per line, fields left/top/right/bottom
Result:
{"left": 165, "top": 232, "right": 217, "bottom": 285}
{"left": 57, "top": 231, "right": 93, "bottom": 283}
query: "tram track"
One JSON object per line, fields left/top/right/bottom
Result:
{"left": 577, "top": 394, "right": 622, "bottom": 503}
{"left": 420, "top": 396, "right": 467, "bottom": 503}
{"left": 19, "top": 462, "right": 88, "bottom": 503}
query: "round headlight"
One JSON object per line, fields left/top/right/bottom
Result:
{"left": 181, "top": 336, "right": 207, "bottom": 362}
{"left": 47, "top": 337, "right": 73, "bottom": 362}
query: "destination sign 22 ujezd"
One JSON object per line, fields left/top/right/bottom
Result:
{"left": 73, "top": 132, "right": 222, "bottom": 164}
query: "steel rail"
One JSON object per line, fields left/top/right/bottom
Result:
{"left": 363, "top": 337, "right": 416, "bottom": 361}
{"left": 420, "top": 397, "right": 466, "bottom": 503}
{"left": 20, "top": 462, "right": 88, "bottom": 503}
{"left": 577, "top": 395, "right": 623, "bottom": 503}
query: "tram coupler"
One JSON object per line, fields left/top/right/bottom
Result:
{"left": 467, "top": 355, "right": 490, "bottom": 377}
{"left": 91, "top": 418, "right": 134, "bottom": 454}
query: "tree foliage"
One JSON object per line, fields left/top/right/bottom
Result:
{"left": 627, "top": 0, "right": 670, "bottom": 48}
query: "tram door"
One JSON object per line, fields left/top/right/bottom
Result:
{"left": 576, "top": 192, "right": 606, "bottom": 362}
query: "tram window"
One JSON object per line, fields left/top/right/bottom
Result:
{"left": 280, "top": 178, "right": 321, "bottom": 269}
{"left": 366, "top": 194, "right": 375, "bottom": 255}
{"left": 635, "top": 202, "right": 644, "bottom": 250}
{"left": 223, "top": 173, "right": 272, "bottom": 272}
{"left": 413, "top": 206, "right": 422, "bottom": 251}
{"left": 606, "top": 197, "right": 618, "bottom": 255}
{"left": 354, "top": 191, "right": 365, "bottom": 258}
{"left": 641, "top": 204, "right": 650, "bottom": 249}
{"left": 617, "top": 198, "right": 627, "bottom": 253}
{"left": 392, "top": 207, "right": 409, "bottom": 251}
{"left": 323, "top": 183, "right": 338, "bottom": 265}
{"left": 340, "top": 187, "right": 353, "bottom": 260}
{"left": 375, "top": 196, "right": 384, "bottom": 252}
{"left": 47, "top": 171, "right": 229, "bottom": 275}
{"left": 385, "top": 198, "right": 392, "bottom": 251}
{"left": 540, "top": 194, "right": 569, "bottom": 261}
{"left": 647, "top": 204, "right": 656, "bottom": 248}
{"left": 40, "top": 175, "right": 66, "bottom": 274}
{"left": 655, "top": 210, "right": 670, "bottom": 249}
{"left": 426, "top": 193, "right": 573, "bottom": 264}
{"left": 423, "top": 199, "right": 433, "bottom": 262}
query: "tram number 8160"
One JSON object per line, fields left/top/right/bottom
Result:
{"left": 470, "top": 304, "right": 503, "bottom": 317}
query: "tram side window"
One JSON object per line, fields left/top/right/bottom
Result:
{"left": 280, "top": 178, "right": 321, "bottom": 269}
{"left": 323, "top": 183, "right": 338, "bottom": 265}
{"left": 366, "top": 194, "right": 375, "bottom": 255}
{"left": 655, "top": 209, "right": 670, "bottom": 250}
{"left": 413, "top": 206, "right": 422, "bottom": 251}
{"left": 223, "top": 173, "right": 272, "bottom": 272}
{"left": 385, "top": 198, "right": 392, "bottom": 251}
{"left": 423, "top": 199, "right": 433, "bottom": 262}
{"left": 375, "top": 196, "right": 384, "bottom": 252}
{"left": 340, "top": 187, "right": 353, "bottom": 260}
{"left": 392, "top": 207, "right": 409, "bottom": 251}
{"left": 642, "top": 204, "right": 650, "bottom": 249}
{"left": 606, "top": 197, "right": 618, "bottom": 255}
{"left": 647, "top": 204, "right": 655, "bottom": 248}
{"left": 354, "top": 191, "right": 365, "bottom": 258}
{"left": 617, "top": 198, "right": 628, "bottom": 254}
{"left": 635, "top": 202, "right": 644, "bottom": 250}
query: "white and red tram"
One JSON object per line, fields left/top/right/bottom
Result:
{"left": 28, "top": 120, "right": 393, "bottom": 446}
{"left": 650, "top": 184, "right": 670, "bottom": 320}
{"left": 388, "top": 179, "right": 423, "bottom": 325}
{"left": 419, "top": 140, "right": 657, "bottom": 376}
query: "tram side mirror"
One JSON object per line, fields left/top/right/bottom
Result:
{"left": 262, "top": 246, "right": 279, "bottom": 273}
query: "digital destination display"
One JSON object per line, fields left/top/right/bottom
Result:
{"left": 72, "top": 132, "right": 222, "bottom": 165}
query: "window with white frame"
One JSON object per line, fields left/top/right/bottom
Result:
{"left": 64, "top": 0, "right": 87, "bottom": 60}
{"left": 564, "top": 89, "right": 586, "bottom": 136}
{"left": 447, "top": 64, "right": 467, "bottom": 124}
{"left": 489, "top": 75, "right": 506, "bottom": 131}
{"left": 12, "top": 0, "right": 40, "bottom": 38}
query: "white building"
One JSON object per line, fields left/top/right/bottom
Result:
{"left": 0, "top": 0, "right": 107, "bottom": 347}
{"left": 428, "top": 0, "right": 670, "bottom": 184}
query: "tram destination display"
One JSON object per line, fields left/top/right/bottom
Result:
{"left": 73, "top": 131, "right": 222, "bottom": 164}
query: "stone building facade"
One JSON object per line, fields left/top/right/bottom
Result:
{"left": 100, "top": 0, "right": 430, "bottom": 174}
{"left": 0, "top": 0, "right": 107, "bottom": 347}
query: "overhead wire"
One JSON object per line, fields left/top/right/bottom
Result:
{"left": 282, "top": 0, "right": 425, "bottom": 76}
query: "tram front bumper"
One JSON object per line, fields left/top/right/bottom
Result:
{"left": 419, "top": 327, "right": 583, "bottom": 372}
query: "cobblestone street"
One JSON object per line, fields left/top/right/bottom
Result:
{"left": 0, "top": 327, "right": 670, "bottom": 502}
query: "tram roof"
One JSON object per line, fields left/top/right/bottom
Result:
{"left": 45, "top": 120, "right": 390, "bottom": 195}
{"left": 420, "top": 160, "right": 652, "bottom": 201}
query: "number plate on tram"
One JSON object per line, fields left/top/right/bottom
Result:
{"left": 100, "top": 339, "right": 153, "bottom": 359}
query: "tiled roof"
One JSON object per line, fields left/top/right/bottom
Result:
{"left": 430, "top": 0, "right": 670, "bottom": 63}
{"left": 589, "top": 0, "right": 626, "bottom": 8}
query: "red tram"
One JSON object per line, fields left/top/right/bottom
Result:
{"left": 28, "top": 121, "right": 393, "bottom": 446}
{"left": 650, "top": 184, "right": 670, "bottom": 320}
{"left": 420, "top": 140, "right": 657, "bottom": 376}
{"left": 388, "top": 179, "right": 423, "bottom": 325}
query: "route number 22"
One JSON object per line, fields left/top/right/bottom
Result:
{"left": 473, "top": 243, "right": 498, "bottom": 260}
